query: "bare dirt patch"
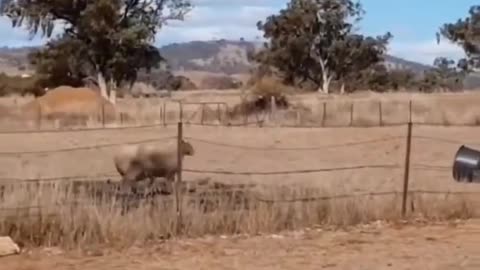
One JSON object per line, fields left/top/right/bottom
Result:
{"left": 3, "top": 219, "right": 480, "bottom": 270}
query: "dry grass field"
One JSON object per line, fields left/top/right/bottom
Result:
{"left": 1, "top": 89, "right": 480, "bottom": 266}
{"left": 4, "top": 88, "right": 480, "bottom": 130}
{"left": 3, "top": 219, "right": 480, "bottom": 270}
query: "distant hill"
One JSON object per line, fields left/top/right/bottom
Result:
{"left": 4, "top": 39, "right": 480, "bottom": 89}
{"left": 0, "top": 40, "right": 433, "bottom": 76}
{"left": 159, "top": 39, "right": 433, "bottom": 75}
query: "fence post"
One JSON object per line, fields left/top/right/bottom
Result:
{"left": 270, "top": 96, "right": 276, "bottom": 125}
{"left": 408, "top": 100, "right": 413, "bottom": 123}
{"left": 101, "top": 103, "right": 105, "bottom": 127}
{"left": 350, "top": 102, "right": 354, "bottom": 126}
{"left": 159, "top": 102, "right": 163, "bottom": 125}
{"left": 163, "top": 102, "right": 167, "bottom": 126}
{"left": 321, "top": 102, "right": 327, "bottom": 127}
{"left": 200, "top": 104, "right": 205, "bottom": 125}
{"left": 179, "top": 101, "right": 183, "bottom": 123}
{"left": 401, "top": 121, "right": 413, "bottom": 217}
{"left": 175, "top": 121, "right": 184, "bottom": 234}
{"left": 379, "top": 101, "right": 383, "bottom": 126}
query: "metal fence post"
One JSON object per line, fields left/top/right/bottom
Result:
{"left": 175, "top": 121, "right": 184, "bottom": 234}
{"left": 401, "top": 121, "right": 413, "bottom": 217}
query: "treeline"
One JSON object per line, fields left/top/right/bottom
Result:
{"left": 0, "top": 0, "right": 477, "bottom": 96}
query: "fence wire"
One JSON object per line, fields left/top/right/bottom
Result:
{"left": 0, "top": 163, "right": 451, "bottom": 183}
{"left": 0, "top": 134, "right": 404, "bottom": 155}
{"left": 184, "top": 135, "right": 404, "bottom": 151}
{"left": 0, "top": 136, "right": 176, "bottom": 156}
{"left": 0, "top": 122, "right": 168, "bottom": 135}
{"left": 0, "top": 129, "right": 476, "bottom": 157}
{"left": 184, "top": 164, "right": 401, "bottom": 175}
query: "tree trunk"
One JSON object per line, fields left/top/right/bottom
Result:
{"left": 320, "top": 76, "right": 332, "bottom": 94}
{"left": 97, "top": 71, "right": 108, "bottom": 100}
{"left": 340, "top": 82, "right": 345, "bottom": 94}
{"left": 318, "top": 57, "right": 331, "bottom": 94}
{"left": 108, "top": 78, "right": 117, "bottom": 105}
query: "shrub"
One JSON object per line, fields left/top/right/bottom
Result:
{"left": 250, "top": 76, "right": 293, "bottom": 100}
{"left": 228, "top": 77, "right": 292, "bottom": 118}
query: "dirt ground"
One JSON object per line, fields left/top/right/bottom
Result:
{"left": 1, "top": 90, "right": 480, "bottom": 201}
{"left": 2, "top": 219, "right": 480, "bottom": 270}
{"left": 0, "top": 123, "right": 478, "bottom": 194}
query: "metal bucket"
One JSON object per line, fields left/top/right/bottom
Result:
{"left": 452, "top": 145, "right": 480, "bottom": 183}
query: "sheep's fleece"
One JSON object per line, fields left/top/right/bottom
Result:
{"left": 114, "top": 140, "right": 194, "bottom": 182}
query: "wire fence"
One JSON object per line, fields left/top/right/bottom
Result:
{"left": 5, "top": 98, "right": 480, "bottom": 134}
{"left": 0, "top": 115, "right": 478, "bottom": 222}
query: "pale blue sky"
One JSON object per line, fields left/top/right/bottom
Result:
{"left": 0, "top": 0, "right": 475, "bottom": 65}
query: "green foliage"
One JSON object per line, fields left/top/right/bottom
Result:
{"left": 417, "top": 57, "right": 465, "bottom": 92}
{"left": 323, "top": 62, "right": 416, "bottom": 93}
{"left": 0, "top": 0, "right": 191, "bottom": 89}
{"left": 28, "top": 37, "right": 89, "bottom": 88}
{"left": 252, "top": 0, "right": 392, "bottom": 92}
{"left": 438, "top": 5, "right": 480, "bottom": 71}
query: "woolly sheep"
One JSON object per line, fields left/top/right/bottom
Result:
{"left": 113, "top": 139, "right": 195, "bottom": 188}
{"left": 113, "top": 144, "right": 140, "bottom": 180}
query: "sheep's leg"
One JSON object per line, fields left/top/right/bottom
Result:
{"left": 147, "top": 174, "right": 157, "bottom": 199}
{"left": 166, "top": 173, "right": 175, "bottom": 195}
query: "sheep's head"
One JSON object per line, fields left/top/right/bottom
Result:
{"left": 181, "top": 140, "right": 195, "bottom": 156}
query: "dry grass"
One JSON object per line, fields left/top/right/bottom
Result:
{"left": 0, "top": 181, "right": 475, "bottom": 249}
{"left": 5, "top": 219, "right": 480, "bottom": 269}
{"left": 0, "top": 123, "right": 478, "bottom": 249}
{"left": 4, "top": 88, "right": 480, "bottom": 131}
{"left": 1, "top": 89, "right": 480, "bottom": 250}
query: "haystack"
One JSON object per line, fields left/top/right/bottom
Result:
{"left": 20, "top": 86, "right": 116, "bottom": 126}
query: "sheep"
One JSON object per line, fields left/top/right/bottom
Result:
{"left": 113, "top": 139, "right": 195, "bottom": 193}
{"left": 113, "top": 144, "right": 140, "bottom": 179}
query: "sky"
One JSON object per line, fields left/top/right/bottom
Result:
{"left": 0, "top": 0, "right": 476, "bottom": 65}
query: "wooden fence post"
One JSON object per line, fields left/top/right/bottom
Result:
{"left": 163, "top": 102, "right": 167, "bottom": 126}
{"left": 159, "top": 103, "right": 163, "bottom": 125}
{"left": 350, "top": 102, "right": 354, "bottom": 126}
{"left": 321, "top": 102, "right": 327, "bottom": 127}
{"left": 200, "top": 104, "right": 205, "bottom": 125}
{"left": 175, "top": 121, "right": 184, "bottom": 234}
{"left": 101, "top": 103, "right": 105, "bottom": 127}
{"left": 270, "top": 96, "right": 276, "bottom": 125}
{"left": 401, "top": 121, "right": 413, "bottom": 217}
{"left": 379, "top": 101, "right": 383, "bottom": 126}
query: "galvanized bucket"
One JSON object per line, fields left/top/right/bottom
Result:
{"left": 452, "top": 145, "right": 480, "bottom": 183}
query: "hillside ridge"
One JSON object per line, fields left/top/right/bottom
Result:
{"left": 0, "top": 40, "right": 432, "bottom": 76}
